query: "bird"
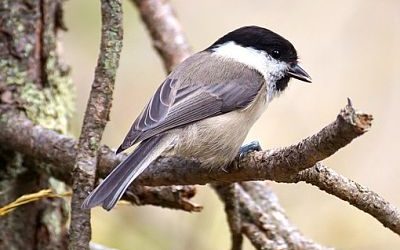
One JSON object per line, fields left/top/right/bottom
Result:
{"left": 82, "top": 25, "right": 311, "bottom": 210}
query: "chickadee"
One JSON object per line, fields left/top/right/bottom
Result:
{"left": 82, "top": 26, "right": 311, "bottom": 210}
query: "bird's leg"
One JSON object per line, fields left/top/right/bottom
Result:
{"left": 239, "top": 140, "right": 262, "bottom": 159}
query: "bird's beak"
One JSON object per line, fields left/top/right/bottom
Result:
{"left": 287, "top": 63, "right": 312, "bottom": 83}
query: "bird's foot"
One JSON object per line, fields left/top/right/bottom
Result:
{"left": 239, "top": 140, "right": 262, "bottom": 159}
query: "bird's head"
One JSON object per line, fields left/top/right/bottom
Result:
{"left": 208, "top": 26, "right": 311, "bottom": 98}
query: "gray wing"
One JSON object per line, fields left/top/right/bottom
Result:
{"left": 116, "top": 74, "right": 263, "bottom": 153}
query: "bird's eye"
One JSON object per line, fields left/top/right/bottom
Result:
{"left": 271, "top": 49, "right": 281, "bottom": 59}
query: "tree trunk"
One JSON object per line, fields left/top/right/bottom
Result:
{"left": 0, "top": 0, "right": 73, "bottom": 249}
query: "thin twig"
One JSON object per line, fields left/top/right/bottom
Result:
{"left": 242, "top": 223, "right": 277, "bottom": 250}
{"left": 291, "top": 163, "right": 400, "bottom": 235}
{"left": 237, "top": 184, "right": 287, "bottom": 249}
{"left": 239, "top": 182, "right": 333, "bottom": 250}
{"left": 125, "top": 185, "right": 202, "bottom": 212}
{"left": 130, "top": 0, "right": 191, "bottom": 72}
{"left": 213, "top": 183, "right": 243, "bottom": 250}
{"left": 69, "top": 0, "right": 123, "bottom": 249}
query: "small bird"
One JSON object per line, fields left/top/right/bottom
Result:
{"left": 82, "top": 26, "right": 311, "bottom": 210}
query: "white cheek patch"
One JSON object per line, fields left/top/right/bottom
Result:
{"left": 212, "top": 41, "right": 288, "bottom": 101}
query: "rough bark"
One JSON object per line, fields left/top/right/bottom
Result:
{"left": 0, "top": 0, "right": 72, "bottom": 249}
{"left": 291, "top": 163, "right": 400, "bottom": 234}
{"left": 239, "top": 182, "right": 333, "bottom": 250}
{"left": 68, "top": 0, "right": 123, "bottom": 249}
{"left": 213, "top": 183, "right": 244, "bottom": 250}
{"left": 0, "top": 113, "right": 202, "bottom": 212}
{"left": 131, "top": 0, "right": 191, "bottom": 72}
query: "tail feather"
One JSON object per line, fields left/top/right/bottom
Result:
{"left": 81, "top": 134, "right": 173, "bottom": 210}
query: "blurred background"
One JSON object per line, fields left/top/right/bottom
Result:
{"left": 63, "top": 0, "right": 400, "bottom": 249}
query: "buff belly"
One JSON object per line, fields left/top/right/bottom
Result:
{"left": 163, "top": 87, "right": 267, "bottom": 167}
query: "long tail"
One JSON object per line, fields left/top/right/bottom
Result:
{"left": 82, "top": 134, "right": 173, "bottom": 210}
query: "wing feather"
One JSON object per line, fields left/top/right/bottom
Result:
{"left": 116, "top": 69, "right": 263, "bottom": 154}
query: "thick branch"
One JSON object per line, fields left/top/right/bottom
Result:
{"left": 3, "top": 108, "right": 396, "bottom": 238}
{"left": 131, "top": 101, "right": 372, "bottom": 186}
{"left": 0, "top": 102, "right": 371, "bottom": 185}
{"left": 2, "top": 101, "right": 397, "bottom": 240}
{"left": 69, "top": 0, "right": 123, "bottom": 249}
{"left": 0, "top": 112, "right": 201, "bottom": 212}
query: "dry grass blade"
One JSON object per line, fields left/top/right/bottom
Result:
{"left": 0, "top": 189, "right": 71, "bottom": 216}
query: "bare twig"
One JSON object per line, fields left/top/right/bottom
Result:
{"left": 291, "top": 164, "right": 400, "bottom": 235}
{"left": 125, "top": 185, "right": 202, "bottom": 212}
{"left": 239, "top": 182, "right": 333, "bottom": 250}
{"left": 242, "top": 223, "right": 276, "bottom": 250}
{"left": 237, "top": 184, "right": 287, "bottom": 249}
{"left": 130, "top": 0, "right": 191, "bottom": 72}
{"left": 213, "top": 183, "right": 244, "bottom": 250}
{"left": 69, "top": 0, "right": 123, "bottom": 249}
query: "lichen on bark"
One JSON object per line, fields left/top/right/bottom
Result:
{"left": 19, "top": 56, "right": 74, "bottom": 133}
{"left": 0, "top": 0, "right": 73, "bottom": 249}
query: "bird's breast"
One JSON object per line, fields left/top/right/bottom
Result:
{"left": 167, "top": 86, "right": 268, "bottom": 167}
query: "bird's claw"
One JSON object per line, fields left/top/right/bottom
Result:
{"left": 239, "top": 141, "right": 262, "bottom": 159}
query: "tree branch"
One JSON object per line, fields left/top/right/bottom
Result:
{"left": 69, "top": 0, "right": 123, "bottom": 249}
{"left": 124, "top": 185, "right": 201, "bottom": 212}
{"left": 290, "top": 164, "right": 400, "bottom": 235}
{"left": 239, "top": 182, "right": 333, "bottom": 250}
{"left": 0, "top": 101, "right": 373, "bottom": 188}
{"left": 2, "top": 98, "right": 397, "bottom": 240}
{"left": 0, "top": 112, "right": 201, "bottom": 212}
{"left": 128, "top": 101, "right": 372, "bottom": 186}
{"left": 130, "top": 0, "right": 191, "bottom": 72}
{"left": 213, "top": 183, "right": 244, "bottom": 250}
{"left": 242, "top": 222, "right": 277, "bottom": 250}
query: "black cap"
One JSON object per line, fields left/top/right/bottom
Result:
{"left": 208, "top": 26, "right": 298, "bottom": 63}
